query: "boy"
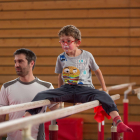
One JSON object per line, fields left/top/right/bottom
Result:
{"left": 25, "top": 25, "right": 133, "bottom": 133}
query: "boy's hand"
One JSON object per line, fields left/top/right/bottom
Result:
{"left": 104, "top": 90, "right": 109, "bottom": 94}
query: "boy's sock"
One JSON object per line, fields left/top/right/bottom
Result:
{"left": 113, "top": 116, "right": 133, "bottom": 133}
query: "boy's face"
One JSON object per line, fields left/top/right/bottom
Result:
{"left": 59, "top": 35, "right": 80, "bottom": 54}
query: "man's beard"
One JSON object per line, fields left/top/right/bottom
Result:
{"left": 16, "top": 71, "right": 24, "bottom": 77}
{"left": 16, "top": 68, "right": 29, "bottom": 77}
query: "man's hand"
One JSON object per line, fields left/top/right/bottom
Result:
{"left": 24, "top": 112, "right": 32, "bottom": 117}
{"left": 49, "top": 102, "right": 60, "bottom": 110}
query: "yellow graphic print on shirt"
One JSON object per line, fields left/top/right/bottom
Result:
{"left": 62, "top": 66, "right": 80, "bottom": 85}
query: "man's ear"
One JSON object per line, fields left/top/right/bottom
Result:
{"left": 30, "top": 60, "right": 34, "bottom": 68}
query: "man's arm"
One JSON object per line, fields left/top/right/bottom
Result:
{"left": 94, "top": 69, "right": 107, "bottom": 92}
{"left": 58, "top": 74, "right": 63, "bottom": 88}
{"left": 0, "top": 115, "right": 6, "bottom": 140}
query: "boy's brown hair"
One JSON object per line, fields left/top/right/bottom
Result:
{"left": 58, "top": 25, "right": 81, "bottom": 41}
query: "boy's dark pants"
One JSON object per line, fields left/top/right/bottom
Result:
{"left": 26, "top": 84, "right": 118, "bottom": 115}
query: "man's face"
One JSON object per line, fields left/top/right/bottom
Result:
{"left": 14, "top": 54, "right": 30, "bottom": 77}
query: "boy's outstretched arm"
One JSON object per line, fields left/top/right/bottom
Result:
{"left": 58, "top": 74, "right": 63, "bottom": 88}
{"left": 94, "top": 68, "right": 107, "bottom": 92}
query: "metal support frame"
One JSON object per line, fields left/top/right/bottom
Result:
{"left": 123, "top": 86, "right": 132, "bottom": 140}
{"left": 98, "top": 121, "right": 104, "bottom": 140}
{"left": 49, "top": 120, "right": 58, "bottom": 140}
{"left": 111, "top": 123, "right": 122, "bottom": 140}
{"left": 49, "top": 102, "right": 64, "bottom": 140}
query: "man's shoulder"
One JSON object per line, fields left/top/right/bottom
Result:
{"left": 3, "top": 79, "right": 18, "bottom": 88}
{"left": 36, "top": 78, "right": 53, "bottom": 89}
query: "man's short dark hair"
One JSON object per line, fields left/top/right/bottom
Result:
{"left": 13, "top": 48, "right": 37, "bottom": 70}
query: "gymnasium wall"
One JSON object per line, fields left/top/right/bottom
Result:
{"left": 0, "top": 0, "right": 140, "bottom": 139}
